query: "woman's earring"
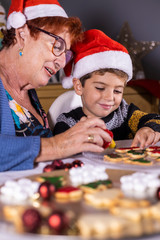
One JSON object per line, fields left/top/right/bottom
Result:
{"left": 19, "top": 49, "right": 23, "bottom": 56}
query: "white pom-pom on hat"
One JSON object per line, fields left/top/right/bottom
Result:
{"left": 7, "top": 11, "right": 26, "bottom": 29}
{"left": 62, "top": 76, "right": 73, "bottom": 89}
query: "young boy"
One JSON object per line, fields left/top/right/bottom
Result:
{"left": 53, "top": 29, "right": 160, "bottom": 148}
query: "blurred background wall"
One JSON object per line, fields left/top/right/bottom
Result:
{"left": 2, "top": 0, "right": 160, "bottom": 80}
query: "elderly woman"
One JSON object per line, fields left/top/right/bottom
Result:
{"left": 0, "top": 0, "right": 111, "bottom": 171}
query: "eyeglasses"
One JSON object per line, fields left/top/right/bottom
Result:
{"left": 32, "top": 26, "right": 73, "bottom": 64}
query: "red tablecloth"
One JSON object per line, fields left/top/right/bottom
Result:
{"left": 128, "top": 79, "right": 160, "bottom": 99}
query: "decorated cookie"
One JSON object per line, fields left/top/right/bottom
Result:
{"left": 36, "top": 176, "right": 65, "bottom": 189}
{"left": 145, "top": 146, "right": 160, "bottom": 152}
{"left": 150, "top": 202, "right": 160, "bottom": 220}
{"left": 104, "top": 153, "right": 129, "bottom": 162}
{"left": 76, "top": 213, "right": 129, "bottom": 238}
{"left": 146, "top": 149, "right": 160, "bottom": 158}
{"left": 115, "top": 147, "right": 141, "bottom": 154}
{"left": 110, "top": 206, "right": 151, "bottom": 222}
{"left": 118, "top": 198, "right": 150, "bottom": 208}
{"left": 3, "top": 205, "right": 26, "bottom": 233}
{"left": 55, "top": 186, "right": 83, "bottom": 201}
{"left": 80, "top": 179, "right": 112, "bottom": 194}
{"left": 124, "top": 158, "right": 153, "bottom": 166}
{"left": 125, "top": 149, "right": 146, "bottom": 159}
{"left": 84, "top": 188, "right": 123, "bottom": 208}
{"left": 154, "top": 157, "right": 160, "bottom": 162}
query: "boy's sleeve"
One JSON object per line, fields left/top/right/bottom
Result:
{"left": 53, "top": 111, "right": 77, "bottom": 136}
{"left": 127, "top": 103, "right": 160, "bottom": 134}
{"left": 0, "top": 135, "right": 40, "bottom": 171}
{"left": 53, "top": 121, "right": 70, "bottom": 135}
{"left": 53, "top": 109, "right": 81, "bottom": 136}
{"left": 139, "top": 114, "right": 160, "bottom": 132}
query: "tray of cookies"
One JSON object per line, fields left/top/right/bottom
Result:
{"left": 83, "top": 140, "right": 160, "bottom": 171}
{"left": 1, "top": 159, "right": 160, "bottom": 240}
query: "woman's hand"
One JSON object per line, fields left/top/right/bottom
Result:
{"left": 35, "top": 117, "right": 112, "bottom": 162}
{"left": 131, "top": 127, "right": 160, "bottom": 148}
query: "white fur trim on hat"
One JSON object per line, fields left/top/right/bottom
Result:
{"left": 24, "top": 4, "right": 68, "bottom": 20}
{"left": 7, "top": 11, "right": 26, "bottom": 29}
{"left": 7, "top": 4, "right": 68, "bottom": 29}
{"left": 74, "top": 50, "right": 133, "bottom": 82}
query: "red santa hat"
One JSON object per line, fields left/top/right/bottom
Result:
{"left": 62, "top": 29, "right": 133, "bottom": 89}
{"left": 7, "top": 0, "right": 68, "bottom": 30}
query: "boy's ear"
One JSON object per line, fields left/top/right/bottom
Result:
{"left": 73, "top": 78, "right": 83, "bottom": 96}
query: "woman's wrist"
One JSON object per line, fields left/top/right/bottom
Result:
{"left": 35, "top": 137, "right": 59, "bottom": 162}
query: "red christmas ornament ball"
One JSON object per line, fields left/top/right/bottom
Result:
{"left": 51, "top": 160, "right": 64, "bottom": 169}
{"left": 156, "top": 187, "right": 160, "bottom": 200}
{"left": 72, "top": 160, "right": 84, "bottom": 168}
{"left": 43, "top": 164, "right": 55, "bottom": 173}
{"left": 48, "top": 210, "right": 68, "bottom": 233}
{"left": 63, "top": 163, "right": 73, "bottom": 171}
{"left": 38, "top": 181, "right": 56, "bottom": 200}
{"left": 22, "top": 208, "right": 41, "bottom": 232}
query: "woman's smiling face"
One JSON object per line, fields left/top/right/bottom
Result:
{"left": 19, "top": 26, "right": 71, "bottom": 89}
{"left": 78, "top": 71, "right": 126, "bottom": 118}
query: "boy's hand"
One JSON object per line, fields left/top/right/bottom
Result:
{"left": 131, "top": 127, "right": 160, "bottom": 149}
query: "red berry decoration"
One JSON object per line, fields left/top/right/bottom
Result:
{"left": 63, "top": 163, "right": 73, "bottom": 171}
{"left": 43, "top": 164, "right": 55, "bottom": 173}
{"left": 48, "top": 210, "right": 68, "bottom": 233}
{"left": 22, "top": 208, "right": 41, "bottom": 232}
{"left": 51, "top": 160, "right": 64, "bottom": 170}
{"left": 103, "top": 129, "right": 113, "bottom": 148}
{"left": 72, "top": 160, "right": 84, "bottom": 168}
{"left": 38, "top": 181, "right": 56, "bottom": 200}
{"left": 156, "top": 187, "right": 160, "bottom": 200}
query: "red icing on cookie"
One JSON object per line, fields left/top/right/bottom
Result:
{"left": 151, "top": 150, "right": 160, "bottom": 154}
{"left": 56, "top": 186, "right": 80, "bottom": 193}
{"left": 119, "top": 147, "right": 139, "bottom": 150}
{"left": 148, "top": 146, "right": 160, "bottom": 150}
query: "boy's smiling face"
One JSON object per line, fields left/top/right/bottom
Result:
{"left": 74, "top": 71, "right": 126, "bottom": 118}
